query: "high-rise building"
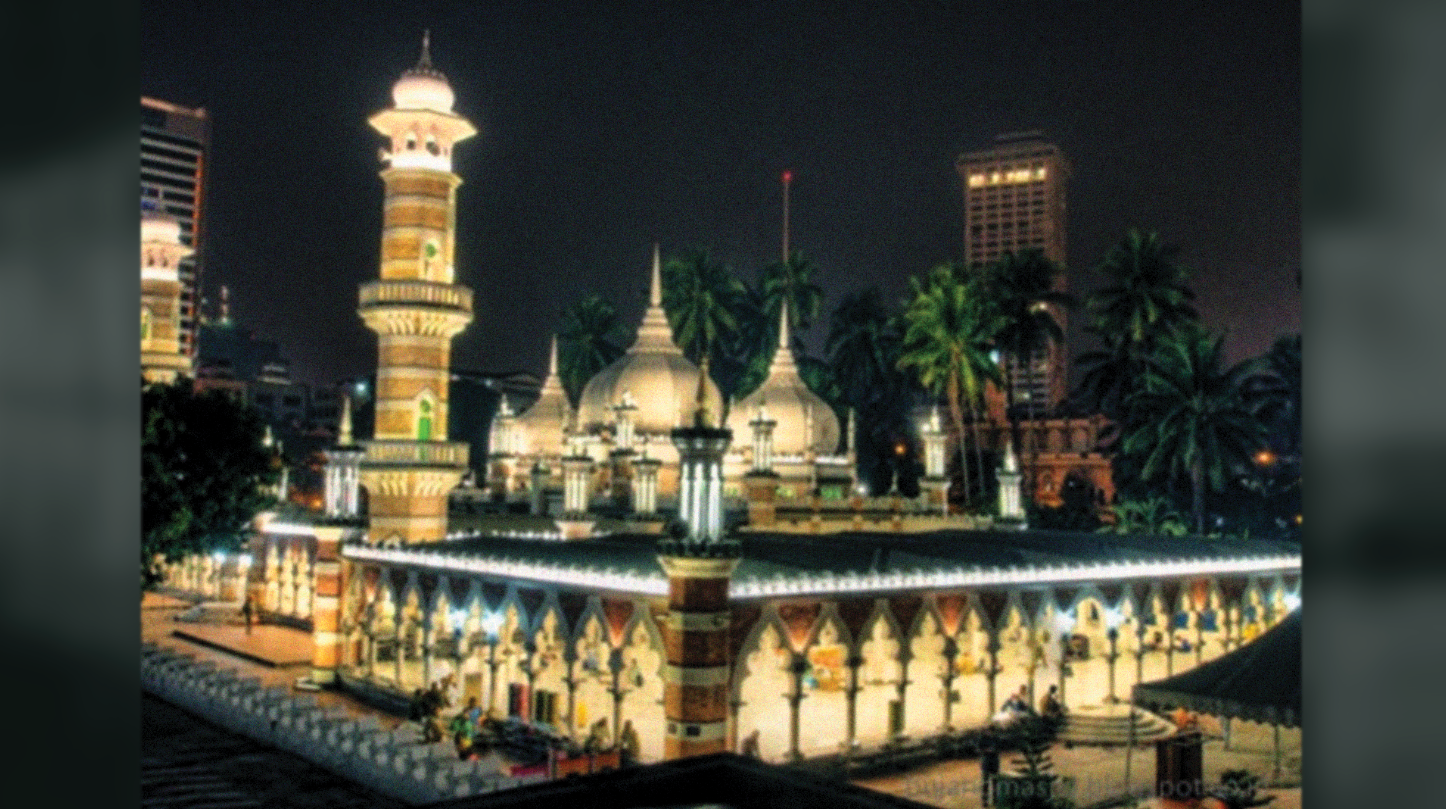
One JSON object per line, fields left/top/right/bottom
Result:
{"left": 956, "top": 133, "right": 1070, "bottom": 412}
{"left": 141, "top": 97, "right": 209, "bottom": 361}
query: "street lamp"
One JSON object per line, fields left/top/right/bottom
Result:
{"left": 481, "top": 612, "right": 503, "bottom": 715}
{"left": 450, "top": 608, "right": 468, "bottom": 682}
{"left": 1052, "top": 609, "right": 1075, "bottom": 707}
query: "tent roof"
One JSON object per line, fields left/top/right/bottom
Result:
{"left": 1132, "top": 610, "right": 1300, "bottom": 727}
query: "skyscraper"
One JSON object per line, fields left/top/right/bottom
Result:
{"left": 141, "top": 97, "right": 209, "bottom": 361}
{"left": 956, "top": 133, "right": 1070, "bottom": 412}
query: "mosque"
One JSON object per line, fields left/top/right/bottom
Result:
{"left": 148, "top": 37, "right": 1301, "bottom": 766}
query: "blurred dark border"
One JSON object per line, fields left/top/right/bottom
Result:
{"left": 1304, "top": 1, "right": 1446, "bottom": 807}
{"left": 0, "top": 0, "right": 137, "bottom": 806}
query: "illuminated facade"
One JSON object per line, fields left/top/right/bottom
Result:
{"left": 157, "top": 41, "right": 1300, "bottom": 777}
{"left": 140, "top": 206, "right": 194, "bottom": 384}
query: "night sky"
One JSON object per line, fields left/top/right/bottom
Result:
{"left": 141, "top": 1, "right": 1300, "bottom": 387}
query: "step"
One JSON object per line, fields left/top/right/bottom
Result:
{"left": 1058, "top": 703, "right": 1177, "bottom": 745}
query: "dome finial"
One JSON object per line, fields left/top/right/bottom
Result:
{"left": 548, "top": 334, "right": 559, "bottom": 376}
{"left": 778, "top": 298, "right": 790, "bottom": 351}
{"left": 650, "top": 243, "right": 662, "bottom": 307}
{"left": 419, "top": 29, "right": 432, "bottom": 69}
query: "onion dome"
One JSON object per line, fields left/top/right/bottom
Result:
{"left": 726, "top": 300, "right": 840, "bottom": 456}
{"left": 391, "top": 30, "right": 455, "bottom": 113}
{"left": 577, "top": 245, "right": 722, "bottom": 434}
{"left": 514, "top": 336, "right": 575, "bottom": 457}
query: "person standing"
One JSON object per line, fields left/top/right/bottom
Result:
{"left": 241, "top": 594, "right": 254, "bottom": 635}
{"left": 979, "top": 732, "right": 1000, "bottom": 807}
{"left": 619, "top": 719, "right": 639, "bottom": 765}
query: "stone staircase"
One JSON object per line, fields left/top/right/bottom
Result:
{"left": 1058, "top": 703, "right": 1177, "bottom": 746}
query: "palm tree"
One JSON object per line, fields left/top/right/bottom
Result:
{"left": 662, "top": 248, "right": 746, "bottom": 368}
{"left": 719, "top": 281, "right": 773, "bottom": 399}
{"left": 1122, "top": 323, "right": 1269, "bottom": 534}
{"left": 557, "top": 294, "right": 629, "bottom": 404}
{"left": 897, "top": 264, "right": 1005, "bottom": 507}
{"left": 1074, "top": 229, "right": 1198, "bottom": 422}
{"left": 980, "top": 249, "right": 1073, "bottom": 489}
{"left": 760, "top": 249, "right": 825, "bottom": 344}
{"left": 827, "top": 287, "right": 918, "bottom": 493}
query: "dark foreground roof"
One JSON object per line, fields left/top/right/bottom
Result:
{"left": 1133, "top": 609, "right": 1301, "bottom": 727}
{"left": 420, "top": 753, "right": 932, "bottom": 809}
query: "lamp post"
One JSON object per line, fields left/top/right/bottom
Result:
{"left": 1104, "top": 607, "right": 1124, "bottom": 703}
{"left": 606, "top": 649, "right": 643, "bottom": 747}
{"left": 1053, "top": 610, "right": 1074, "bottom": 708}
{"left": 481, "top": 612, "right": 503, "bottom": 716}
{"left": 450, "top": 608, "right": 468, "bottom": 689}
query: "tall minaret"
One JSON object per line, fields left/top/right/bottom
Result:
{"left": 140, "top": 202, "right": 194, "bottom": 385}
{"left": 357, "top": 33, "right": 476, "bottom": 544}
{"left": 657, "top": 359, "right": 738, "bottom": 760}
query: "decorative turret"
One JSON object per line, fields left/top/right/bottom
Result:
{"left": 919, "top": 406, "right": 949, "bottom": 514}
{"left": 140, "top": 200, "right": 194, "bottom": 385}
{"left": 996, "top": 439, "right": 1026, "bottom": 528}
{"left": 324, "top": 395, "right": 365, "bottom": 520}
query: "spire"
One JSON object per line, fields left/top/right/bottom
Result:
{"left": 548, "top": 334, "right": 559, "bottom": 376}
{"left": 339, "top": 394, "right": 354, "bottom": 445}
{"left": 650, "top": 243, "right": 663, "bottom": 307}
{"left": 778, "top": 298, "right": 790, "bottom": 350}
{"left": 418, "top": 29, "right": 432, "bottom": 69}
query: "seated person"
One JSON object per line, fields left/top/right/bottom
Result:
{"left": 1040, "top": 685, "right": 1065, "bottom": 720}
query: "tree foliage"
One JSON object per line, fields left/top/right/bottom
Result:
{"left": 1121, "top": 324, "right": 1270, "bottom": 534}
{"left": 557, "top": 294, "right": 629, "bottom": 404}
{"left": 662, "top": 248, "right": 746, "bottom": 366}
{"left": 898, "top": 263, "right": 1005, "bottom": 507}
{"left": 142, "top": 380, "right": 277, "bottom": 589}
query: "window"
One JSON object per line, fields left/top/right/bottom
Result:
{"left": 418, "top": 399, "right": 433, "bottom": 441}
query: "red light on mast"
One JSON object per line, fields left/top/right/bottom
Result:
{"left": 782, "top": 170, "right": 793, "bottom": 183}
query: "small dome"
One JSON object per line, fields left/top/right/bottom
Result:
{"left": 513, "top": 337, "right": 574, "bottom": 457}
{"left": 726, "top": 304, "right": 839, "bottom": 456}
{"left": 391, "top": 32, "right": 455, "bottom": 113}
{"left": 392, "top": 71, "right": 454, "bottom": 113}
{"left": 140, "top": 209, "right": 182, "bottom": 244}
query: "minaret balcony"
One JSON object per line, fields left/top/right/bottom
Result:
{"left": 361, "top": 439, "right": 469, "bottom": 469}
{"left": 360, "top": 280, "right": 472, "bottom": 313}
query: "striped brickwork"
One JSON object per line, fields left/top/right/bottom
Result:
{"left": 657, "top": 555, "right": 739, "bottom": 759}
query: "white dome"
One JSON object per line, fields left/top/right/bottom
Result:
{"left": 513, "top": 338, "right": 574, "bottom": 457}
{"left": 391, "top": 71, "right": 455, "bottom": 113}
{"left": 725, "top": 304, "right": 839, "bottom": 456}
{"left": 578, "top": 351, "right": 723, "bottom": 435}
{"left": 575, "top": 247, "right": 723, "bottom": 434}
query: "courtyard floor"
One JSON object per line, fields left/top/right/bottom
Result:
{"left": 855, "top": 721, "right": 1301, "bottom": 809}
